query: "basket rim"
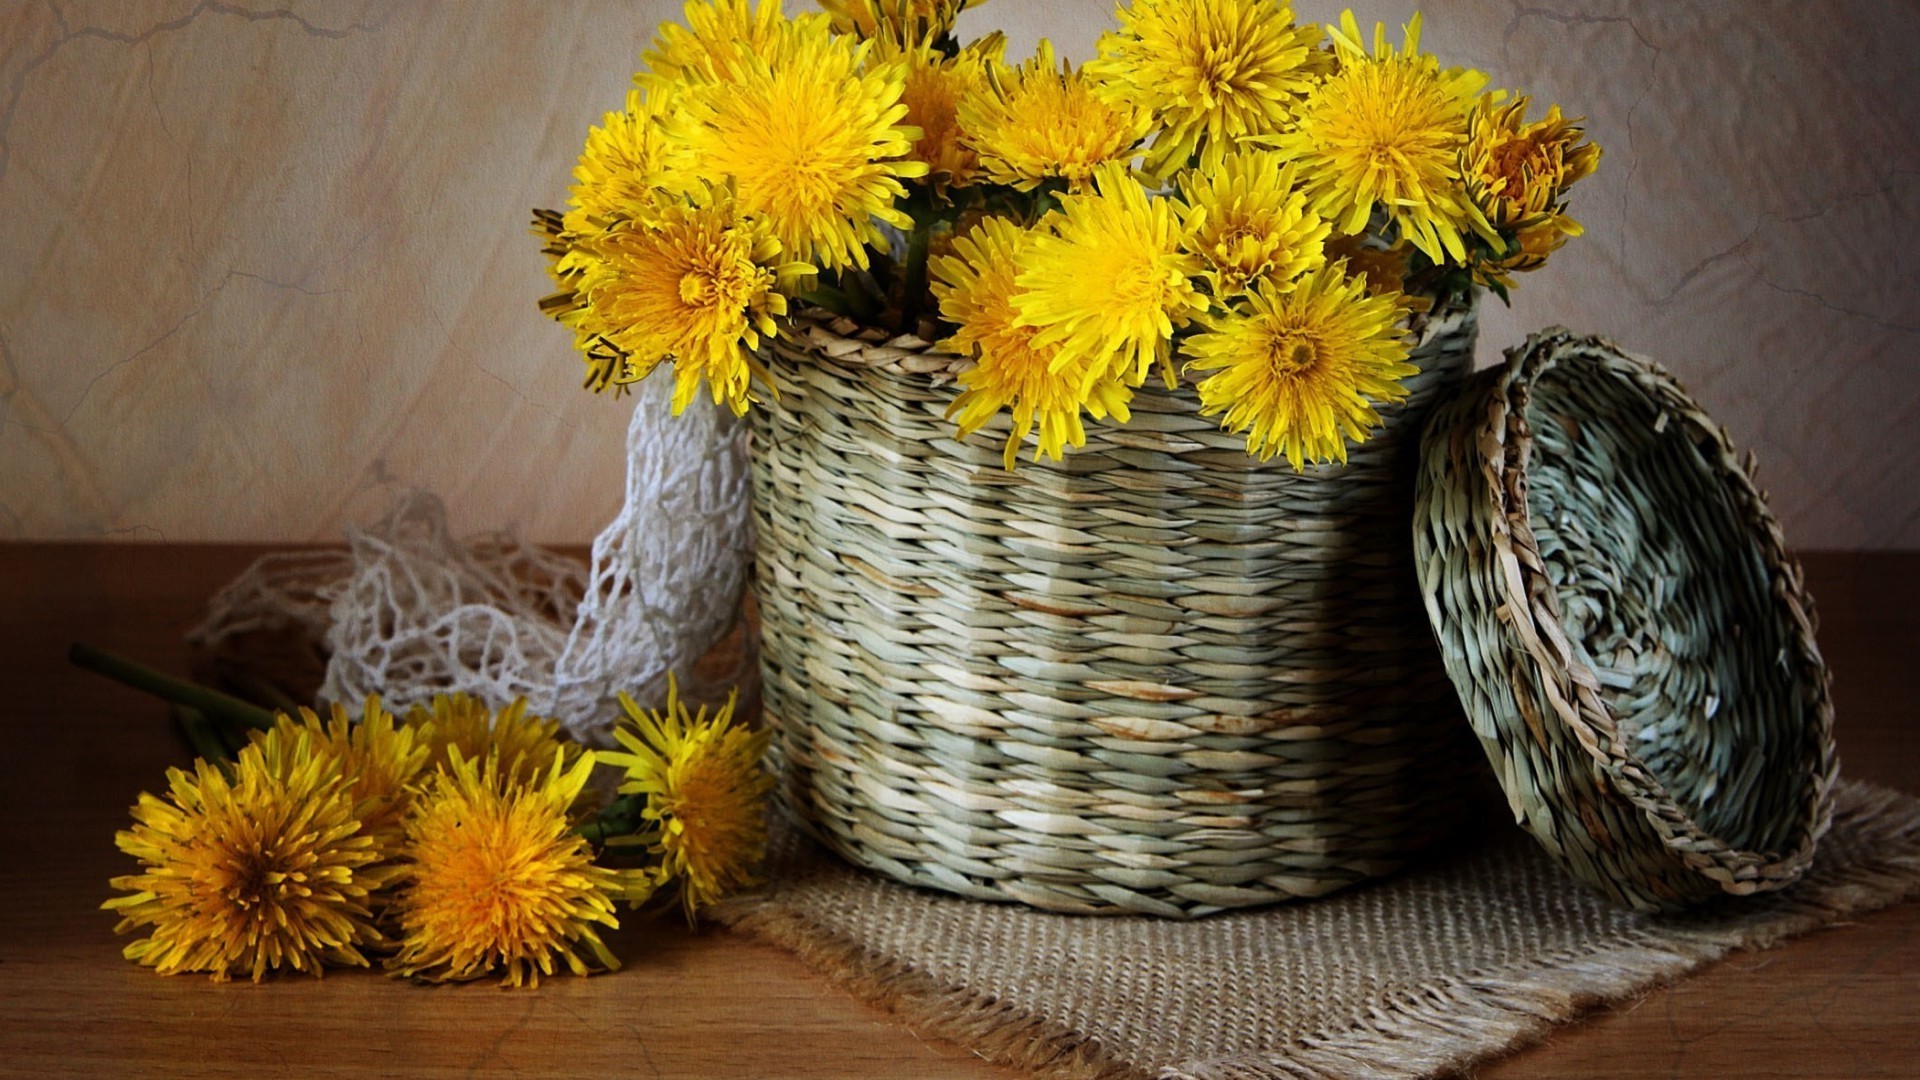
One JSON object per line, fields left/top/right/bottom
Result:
{"left": 783, "top": 287, "right": 1479, "bottom": 384}
{"left": 1471, "top": 328, "right": 1837, "bottom": 889}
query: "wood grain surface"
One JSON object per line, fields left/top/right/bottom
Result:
{"left": 1, "top": 544, "right": 1915, "bottom": 1079}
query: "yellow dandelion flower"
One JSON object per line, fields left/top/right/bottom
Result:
{"left": 1014, "top": 162, "right": 1208, "bottom": 388}
{"left": 957, "top": 40, "right": 1152, "bottom": 192}
{"left": 1461, "top": 94, "right": 1601, "bottom": 287}
{"left": 877, "top": 33, "right": 1003, "bottom": 193}
{"left": 252, "top": 696, "right": 431, "bottom": 838}
{"left": 667, "top": 14, "right": 926, "bottom": 270}
{"left": 568, "top": 190, "right": 813, "bottom": 415}
{"left": 932, "top": 216, "right": 1134, "bottom": 468}
{"left": 1175, "top": 148, "right": 1330, "bottom": 298}
{"left": 1478, "top": 219, "right": 1573, "bottom": 291}
{"left": 1184, "top": 263, "right": 1414, "bottom": 468}
{"left": 387, "top": 748, "right": 640, "bottom": 987}
{"left": 1276, "top": 12, "right": 1497, "bottom": 265}
{"left": 103, "top": 741, "right": 396, "bottom": 982}
{"left": 641, "top": 0, "right": 806, "bottom": 88}
{"left": 535, "top": 207, "right": 628, "bottom": 394}
{"left": 1086, "top": 0, "right": 1326, "bottom": 178}
{"left": 602, "top": 679, "right": 773, "bottom": 919}
{"left": 565, "top": 88, "right": 681, "bottom": 230}
{"left": 408, "top": 692, "right": 580, "bottom": 788}
{"left": 819, "top": 0, "right": 980, "bottom": 43}
{"left": 1323, "top": 233, "right": 1431, "bottom": 313}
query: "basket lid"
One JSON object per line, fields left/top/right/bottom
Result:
{"left": 1412, "top": 328, "right": 1838, "bottom": 911}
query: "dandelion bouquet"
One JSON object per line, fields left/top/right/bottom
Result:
{"left": 82, "top": 639, "right": 774, "bottom": 986}
{"left": 537, "top": 0, "right": 1597, "bottom": 469}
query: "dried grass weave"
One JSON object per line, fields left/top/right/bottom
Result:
{"left": 1413, "top": 329, "right": 1838, "bottom": 910}
{"left": 746, "top": 295, "right": 1484, "bottom": 916}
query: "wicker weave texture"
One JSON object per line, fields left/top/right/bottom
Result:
{"left": 1413, "top": 329, "right": 1837, "bottom": 911}
{"left": 748, "top": 298, "right": 1483, "bottom": 916}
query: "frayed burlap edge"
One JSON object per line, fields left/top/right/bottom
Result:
{"left": 713, "top": 782, "right": 1920, "bottom": 1080}
{"left": 712, "top": 896, "right": 1132, "bottom": 1079}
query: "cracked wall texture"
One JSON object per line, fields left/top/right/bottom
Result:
{"left": 1, "top": 0, "right": 1915, "bottom": 546}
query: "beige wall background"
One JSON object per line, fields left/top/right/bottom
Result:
{"left": 2, "top": 0, "right": 1916, "bottom": 547}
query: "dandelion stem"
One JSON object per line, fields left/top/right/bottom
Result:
{"left": 577, "top": 793, "right": 647, "bottom": 845}
{"left": 170, "top": 704, "right": 234, "bottom": 765}
{"left": 221, "top": 666, "right": 304, "bottom": 717}
{"left": 69, "top": 642, "right": 279, "bottom": 732}
{"left": 899, "top": 218, "right": 934, "bottom": 333}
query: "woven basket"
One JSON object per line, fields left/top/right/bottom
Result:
{"left": 748, "top": 294, "right": 1484, "bottom": 916}
{"left": 1412, "top": 329, "right": 1837, "bottom": 911}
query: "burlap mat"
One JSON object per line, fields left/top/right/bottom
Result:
{"left": 715, "top": 780, "right": 1920, "bottom": 1079}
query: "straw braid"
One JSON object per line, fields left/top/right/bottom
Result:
{"left": 1413, "top": 329, "right": 1837, "bottom": 910}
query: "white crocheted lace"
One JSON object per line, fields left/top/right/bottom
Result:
{"left": 192, "top": 376, "right": 755, "bottom": 744}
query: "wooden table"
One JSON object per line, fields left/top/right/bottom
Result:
{"left": 4, "top": 544, "right": 1915, "bottom": 1078}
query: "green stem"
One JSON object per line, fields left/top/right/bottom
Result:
{"left": 171, "top": 704, "right": 234, "bottom": 765}
{"left": 221, "top": 667, "right": 304, "bottom": 717}
{"left": 899, "top": 220, "right": 934, "bottom": 335}
{"left": 576, "top": 793, "right": 647, "bottom": 845}
{"left": 841, "top": 271, "right": 885, "bottom": 324}
{"left": 70, "top": 642, "right": 279, "bottom": 732}
{"left": 797, "top": 285, "right": 854, "bottom": 318}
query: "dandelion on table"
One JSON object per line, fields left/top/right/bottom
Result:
{"left": 386, "top": 748, "right": 647, "bottom": 988}
{"left": 251, "top": 695, "right": 429, "bottom": 838}
{"left": 601, "top": 678, "right": 773, "bottom": 919}
{"left": 103, "top": 739, "right": 397, "bottom": 982}
{"left": 406, "top": 691, "right": 579, "bottom": 787}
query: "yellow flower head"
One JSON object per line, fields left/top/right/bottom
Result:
{"left": 1183, "top": 263, "right": 1414, "bottom": 468}
{"left": 957, "top": 40, "right": 1152, "bottom": 192}
{"left": 569, "top": 190, "right": 812, "bottom": 415}
{"left": 1086, "top": 0, "right": 1326, "bottom": 178}
{"left": 252, "top": 696, "right": 431, "bottom": 838}
{"left": 408, "top": 692, "right": 581, "bottom": 788}
{"left": 1461, "top": 94, "right": 1601, "bottom": 287}
{"left": 878, "top": 33, "right": 1003, "bottom": 193}
{"left": 1476, "top": 220, "right": 1573, "bottom": 291}
{"left": 666, "top": 13, "right": 927, "bottom": 270}
{"left": 566, "top": 88, "right": 679, "bottom": 230}
{"left": 536, "top": 206, "right": 630, "bottom": 394}
{"left": 103, "top": 741, "right": 397, "bottom": 982}
{"left": 387, "top": 748, "right": 642, "bottom": 987}
{"left": 1324, "top": 232, "right": 1430, "bottom": 312}
{"left": 1175, "top": 148, "right": 1330, "bottom": 298}
{"left": 1014, "top": 162, "right": 1208, "bottom": 388}
{"left": 1276, "top": 11, "right": 1496, "bottom": 265}
{"left": 818, "top": 0, "right": 981, "bottom": 43}
{"left": 603, "top": 679, "right": 772, "bottom": 919}
{"left": 642, "top": 0, "right": 806, "bottom": 88}
{"left": 932, "top": 216, "right": 1134, "bottom": 468}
